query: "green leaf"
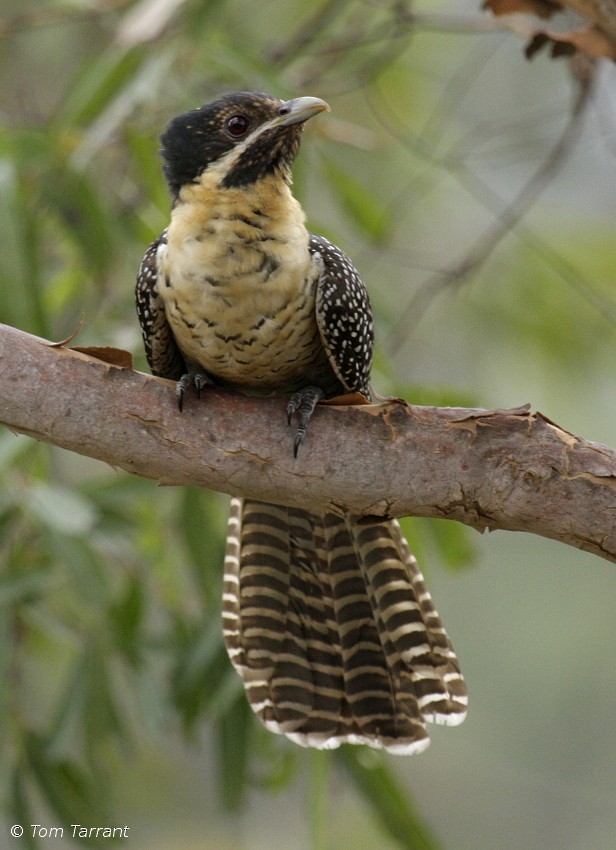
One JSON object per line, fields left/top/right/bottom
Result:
{"left": 125, "top": 129, "right": 169, "bottom": 213}
{"left": 0, "top": 157, "right": 46, "bottom": 333}
{"left": 0, "top": 570, "right": 59, "bottom": 607}
{"left": 24, "top": 732, "right": 109, "bottom": 846}
{"left": 9, "top": 768, "right": 40, "bottom": 850}
{"left": 109, "top": 575, "right": 145, "bottom": 665}
{"left": 41, "top": 165, "right": 115, "bottom": 278}
{"left": 170, "top": 616, "right": 232, "bottom": 732}
{"left": 133, "top": 664, "right": 168, "bottom": 733}
{"left": 425, "top": 518, "right": 475, "bottom": 571}
{"left": 391, "top": 384, "right": 480, "bottom": 409}
{"left": 26, "top": 482, "right": 97, "bottom": 537}
{"left": 322, "top": 157, "right": 392, "bottom": 244}
{"left": 251, "top": 726, "right": 298, "bottom": 793}
{"left": 216, "top": 691, "right": 252, "bottom": 810}
{"left": 55, "top": 45, "right": 145, "bottom": 129}
{"left": 47, "top": 534, "right": 109, "bottom": 608}
{"left": 81, "top": 639, "right": 129, "bottom": 760}
{"left": 0, "top": 431, "right": 37, "bottom": 470}
{"left": 308, "top": 750, "right": 331, "bottom": 850}
{"left": 49, "top": 634, "right": 130, "bottom": 768}
{"left": 337, "top": 747, "right": 443, "bottom": 850}
{"left": 178, "top": 488, "right": 227, "bottom": 607}
{"left": 400, "top": 516, "right": 475, "bottom": 574}
{"left": 47, "top": 657, "right": 88, "bottom": 762}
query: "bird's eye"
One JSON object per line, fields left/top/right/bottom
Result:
{"left": 226, "top": 115, "right": 250, "bottom": 137}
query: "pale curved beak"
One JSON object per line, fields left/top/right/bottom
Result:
{"left": 273, "top": 96, "right": 330, "bottom": 128}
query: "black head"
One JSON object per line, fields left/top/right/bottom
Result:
{"left": 160, "top": 92, "right": 329, "bottom": 197}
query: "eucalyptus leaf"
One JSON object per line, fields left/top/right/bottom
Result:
{"left": 338, "top": 747, "right": 443, "bottom": 850}
{"left": 25, "top": 732, "right": 109, "bottom": 846}
{"left": 322, "top": 157, "right": 392, "bottom": 244}
{"left": 26, "top": 482, "right": 96, "bottom": 536}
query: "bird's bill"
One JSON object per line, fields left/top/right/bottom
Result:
{"left": 271, "top": 97, "right": 330, "bottom": 128}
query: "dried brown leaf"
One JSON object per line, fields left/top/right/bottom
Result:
{"left": 321, "top": 392, "right": 372, "bottom": 406}
{"left": 46, "top": 315, "right": 85, "bottom": 347}
{"left": 71, "top": 346, "right": 134, "bottom": 369}
{"left": 525, "top": 23, "right": 616, "bottom": 60}
{"left": 484, "top": 0, "right": 563, "bottom": 19}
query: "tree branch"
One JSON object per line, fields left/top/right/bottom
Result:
{"left": 1, "top": 322, "right": 615, "bottom": 563}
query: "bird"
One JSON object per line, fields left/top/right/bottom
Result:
{"left": 135, "top": 91, "right": 467, "bottom": 754}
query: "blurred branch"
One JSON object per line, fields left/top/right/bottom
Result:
{"left": 116, "top": 0, "right": 192, "bottom": 47}
{"left": 278, "top": 8, "right": 508, "bottom": 88}
{"left": 0, "top": 0, "right": 131, "bottom": 38}
{"left": 1, "top": 323, "right": 615, "bottom": 564}
{"left": 386, "top": 73, "right": 593, "bottom": 350}
{"left": 267, "top": 0, "right": 351, "bottom": 66}
{"left": 365, "top": 76, "right": 616, "bottom": 353}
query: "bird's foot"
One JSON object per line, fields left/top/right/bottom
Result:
{"left": 176, "top": 371, "right": 212, "bottom": 412}
{"left": 286, "top": 386, "right": 324, "bottom": 458}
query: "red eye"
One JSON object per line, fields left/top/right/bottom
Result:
{"left": 226, "top": 115, "right": 250, "bottom": 137}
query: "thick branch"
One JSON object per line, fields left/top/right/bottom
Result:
{"left": 1, "top": 323, "right": 615, "bottom": 562}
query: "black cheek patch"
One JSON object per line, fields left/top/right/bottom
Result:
{"left": 221, "top": 130, "right": 301, "bottom": 189}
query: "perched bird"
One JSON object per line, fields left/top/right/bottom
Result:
{"left": 136, "top": 92, "right": 467, "bottom": 753}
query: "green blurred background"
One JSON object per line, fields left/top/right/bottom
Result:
{"left": 1, "top": 1, "right": 616, "bottom": 848}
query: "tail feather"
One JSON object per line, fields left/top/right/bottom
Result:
{"left": 321, "top": 513, "right": 426, "bottom": 751}
{"left": 222, "top": 497, "right": 467, "bottom": 755}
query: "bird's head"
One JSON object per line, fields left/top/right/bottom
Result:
{"left": 160, "top": 92, "right": 330, "bottom": 198}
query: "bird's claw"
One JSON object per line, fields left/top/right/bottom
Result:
{"left": 176, "top": 371, "right": 211, "bottom": 412}
{"left": 286, "top": 386, "right": 324, "bottom": 458}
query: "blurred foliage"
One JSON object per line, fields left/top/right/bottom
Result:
{"left": 1, "top": 1, "right": 615, "bottom": 849}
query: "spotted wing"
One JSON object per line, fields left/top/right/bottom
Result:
{"left": 311, "top": 234, "right": 374, "bottom": 397}
{"left": 135, "top": 229, "right": 186, "bottom": 380}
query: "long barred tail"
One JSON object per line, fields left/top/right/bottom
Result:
{"left": 222, "top": 497, "right": 467, "bottom": 755}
